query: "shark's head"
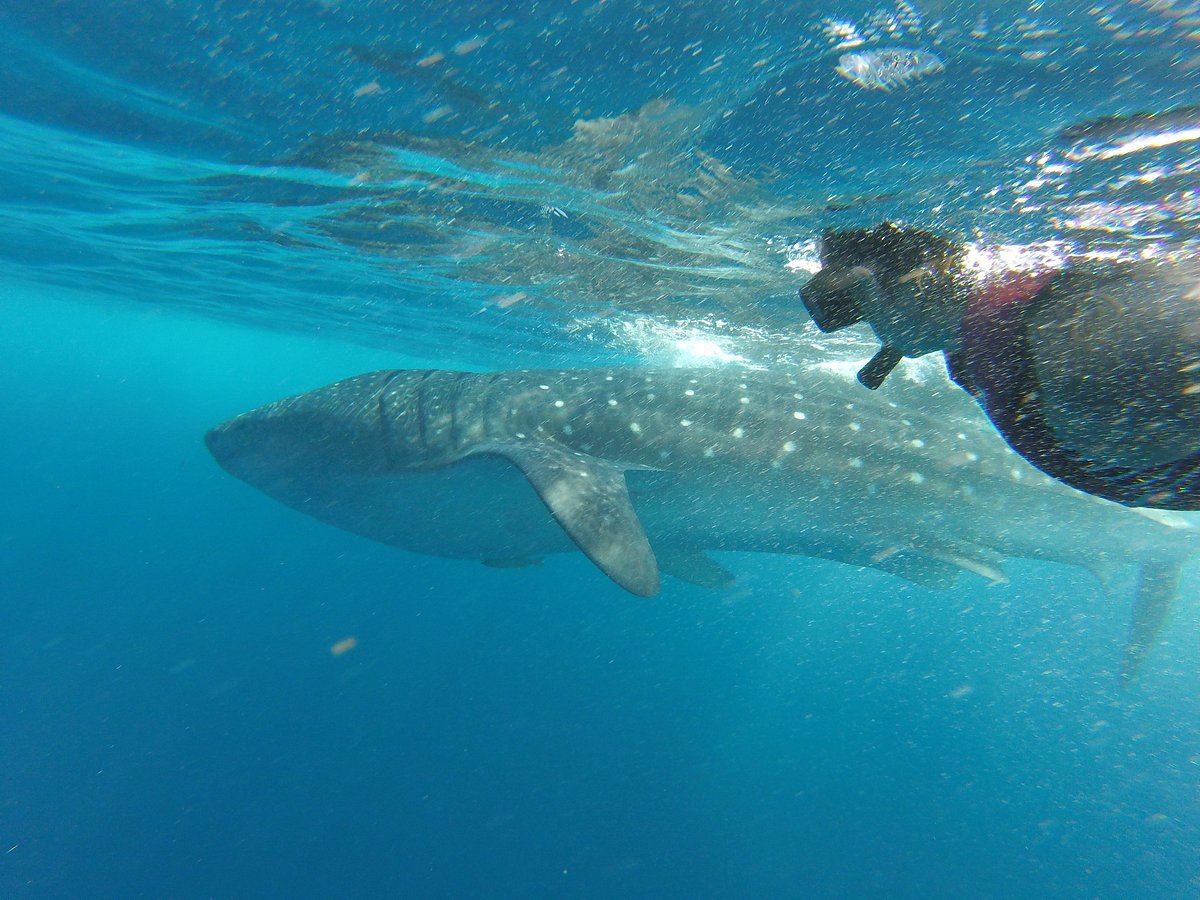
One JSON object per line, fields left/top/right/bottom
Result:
{"left": 204, "top": 404, "right": 318, "bottom": 488}
{"left": 205, "top": 372, "right": 401, "bottom": 490}
{"left": 206, "top": 368, "right": 662, "bottom": 596}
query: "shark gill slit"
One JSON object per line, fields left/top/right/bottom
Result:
{"left": 448, "top": 371, "right": 467, "bottom": 450}
{"left": 378, "top": 370, "right": 407, "bottom": 468}
{"left": 480, "top": 373, "right": 504, "bottom": 445}
{"left": 415, "top": 370, "right": 436, "bottom": 451}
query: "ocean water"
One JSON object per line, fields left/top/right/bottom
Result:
{"left": 2, "top": 2, "right": 1200, "bottom": 897}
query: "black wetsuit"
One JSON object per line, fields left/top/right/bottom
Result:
{"left": 946, "top": 270, "right": 1200, "bottom": 510}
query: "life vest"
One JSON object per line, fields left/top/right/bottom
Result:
{"left": 945, "top": 269, "right": 1200, "bottom": 510}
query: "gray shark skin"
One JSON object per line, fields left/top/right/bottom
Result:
{"left": 206, "top": 367, "right": 1199, "bottom": 677}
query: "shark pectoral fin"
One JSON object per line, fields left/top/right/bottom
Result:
{"left": 475, "top": 440, "right": 660, "bottom": 596}
{"left": 918, "top": 542, "right": 1009, "bottom": 586}
{"left": 657, "top": 547, "right": 735, "bottom": 589}
{"left": 870, "top": 551, "right": 961, "bottom": 590}
{"left": 1121, "top": 558, "right": 1184, "bottom": 684}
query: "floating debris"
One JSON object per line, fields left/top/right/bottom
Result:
{"left": 835, "top": 47, "right": 945, "bottom": 91}
{"left": 1056, "top": 105, "right": 1200, "bottom": 161}
{"left": 330, "top": 636, "right": 358, "bottom": 657}
{"left": 453, "top": 36, "right": 487, "bottom": 56}
{"left": 486, "top": 291, "right": 528, "bottom": 310}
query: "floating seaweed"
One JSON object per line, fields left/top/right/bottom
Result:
{"left": 835, "top": 47, "right": 945, "bottom": 92}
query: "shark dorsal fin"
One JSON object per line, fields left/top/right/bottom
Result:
{"left": 473, "top": 440, "right": 660, "bottom": 596}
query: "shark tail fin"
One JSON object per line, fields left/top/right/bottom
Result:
{"left": 1120, "top": 556, "right": 1186, "bottom": 685}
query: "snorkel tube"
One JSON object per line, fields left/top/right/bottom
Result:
{"left": 799, "top": 223, "right": 967, "bottom": 389}
{"left": 856, "top": 345, "right": 906, "bottom": 389}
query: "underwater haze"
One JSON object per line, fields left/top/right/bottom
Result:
{"left": 2, "top": 1, "right": 1200, "bottom": 897}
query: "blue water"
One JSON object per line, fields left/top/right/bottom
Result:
{"left": 3, "top": 2, "right": 1200, "bottom": 897}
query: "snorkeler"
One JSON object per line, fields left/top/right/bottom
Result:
{"left": 798, "top": 222, "right": 1200, "bottom": 510}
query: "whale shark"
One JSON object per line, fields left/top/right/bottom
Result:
{"left": 206, "top": 366, "right": 1198, "bottom": 676}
